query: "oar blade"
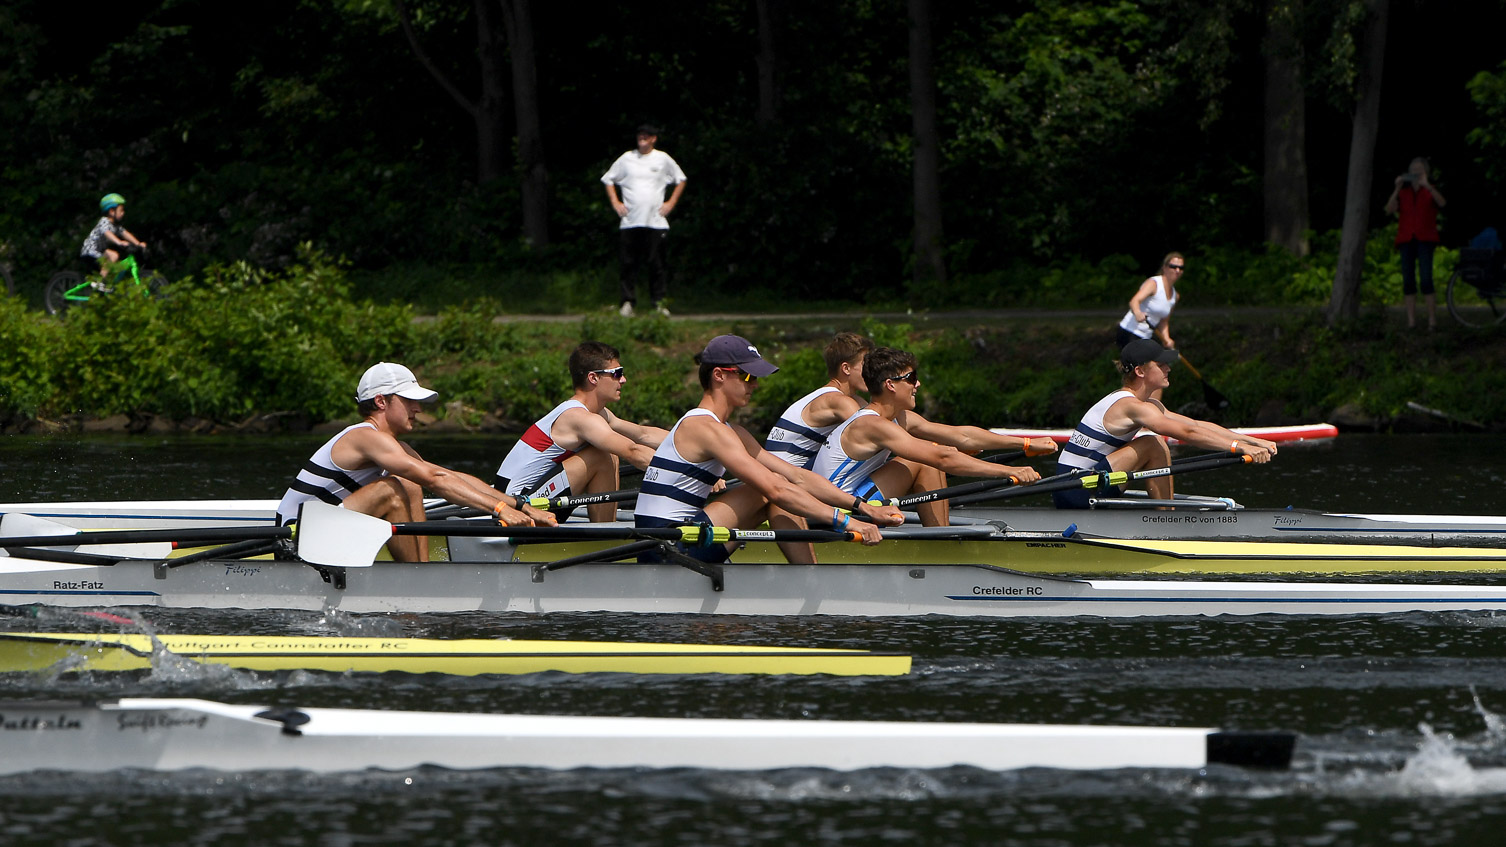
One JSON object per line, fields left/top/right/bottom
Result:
{"left": 295, "top": 502, "right": 385, "bottom": 568}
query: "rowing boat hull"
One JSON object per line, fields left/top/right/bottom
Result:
{"left": 5, "top": 554, "right": 1506, "bottom": 617}
{"left": 471, "top": 531, "right": 1506, "bottom": 575}
{"left": 990, "top": 422, "right": 1340, "bottom": 445}
{"left": 0, "top": 698, "right": 1293, "bottom": 774}
{"left": 0, "top": 633, "right": 909, "bottom": 677}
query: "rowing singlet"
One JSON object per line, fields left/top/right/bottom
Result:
{"left": 1117, "top": 275, "right": 1177, "bottom": 339}
{"left": 634, "top": 408, "right": 727, "bottom": 524}
{"left": 276, "top": 422, "right": 387, "bottom": 524}
{"left": 810, "top": 409, "right": 891, "bottom": 494}
{"left": 1058, "top": 390, "right": 1136, "bottom": 473}
{"left": 764, "top": 386, "right": 841, "bottom": 469}
{"left": 494, "top": 399, "right": 587, "bottom": 494}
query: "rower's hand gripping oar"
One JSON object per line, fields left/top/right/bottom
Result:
{"left": 427, "top": 488, "right": 641, "bottom": 520}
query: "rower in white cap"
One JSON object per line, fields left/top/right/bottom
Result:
{"left": 275, "top": 362, "right": 555, "bottom": 561}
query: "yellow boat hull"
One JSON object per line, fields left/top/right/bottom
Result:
{"left": 0, "top": 633, "right": 910, "bottom": 677}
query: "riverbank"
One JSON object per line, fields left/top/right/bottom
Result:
{"left": 6, "top": 295, "right": 1502, "bottom": 437}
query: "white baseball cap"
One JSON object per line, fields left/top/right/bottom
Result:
{"left": 355, "top": 362, "right": 439, "bottom": 403}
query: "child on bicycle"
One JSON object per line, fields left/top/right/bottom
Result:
{"left": 80, "top": 193, "right": 147, "bottom": 288}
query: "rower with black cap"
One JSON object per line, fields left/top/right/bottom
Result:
{"left": 634, "top": 335, "right": 904, "bottom": 564}
{"left": 275, "top": 362, "right": 556, "bottom": 561}
{"left": 1053, "top": 339, "right": 1278, "bottom": 509}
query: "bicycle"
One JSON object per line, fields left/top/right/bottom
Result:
{"left": 45, "top": 249, "right": 167, "bottom": 316}
{"left": 1446, "top": 247, "right": 1506, "bottom": 327}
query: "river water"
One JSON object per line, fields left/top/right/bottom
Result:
{"left": 1, "top": 433, "right": 1505, "bottom": 845}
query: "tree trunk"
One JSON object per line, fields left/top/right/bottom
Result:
{"left": 1263, "top": 0, "right": 1309, "bottom": 256}
{"left": 908, "top": 0, "right": 946, "bottom": 286}
{"left": 1328, "top": 0, "right": 1389, "bottom": 324}
{"left": 473, "top": 0, "right": 509, "bottom": 184}
{"left": 391, "top": 0, "right": 508, "bottom": 184}
{"left": 755, "top": 0, "right": 781, "bottom": 127}
{"left": 499, "top": 0, "right": 549, "bottom": 248}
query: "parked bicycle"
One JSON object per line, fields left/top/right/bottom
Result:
{"left": 45, "top": 247, "right": 167, "bottom": 316}
{"left": 1445, "top": 248, "right": 1506, "bottom": 327}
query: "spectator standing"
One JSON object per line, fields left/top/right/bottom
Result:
{"left": 602, "top": 125, "right": 687, "bottom": 317}
{"left": 1385, "top": 157, "right": 1447, "bottom": 330}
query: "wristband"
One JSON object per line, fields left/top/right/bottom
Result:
{"left": 1230, "top": 440, "right": 1239, "bottom": 454}
{"left": 851, "top": 496, "right": 865, "bottom": 512}
{"left": 514, "top": 495, "right": 529, "bottom": 511}
{"left": 492, "top": 501, "right": 509, "bottom": 523}
{"left": 840, "top": 513, "right": 851, "bottom": 531}
{"left": 832, "top": 508, "right": 842, "bottom": 532}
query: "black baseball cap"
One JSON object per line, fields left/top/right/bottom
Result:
{"left": 1120, "top": 339, "right": 1179, "bottom": 368}
{"left": 699, "top": 335, "right": 779, "bottom": 377}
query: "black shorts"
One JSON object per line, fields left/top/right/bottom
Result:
{"left": 635, "top": 510, "right": 732, "bottom": 564}
{"left": 1052, "top": 457, "right": 1123, "bottom": 509}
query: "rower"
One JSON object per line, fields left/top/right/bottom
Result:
{"left": 1053, "top": 339, "right": 1277, "bottom": 509}
{"left": 809, "top": 346, "right": 1053, "bottom": 526}
{"left": 275, "top": 362, "right": 554, "bottom": 561}
{"left": 761, "top": 332, "right": 873, "bottom": 562}
{"left": 493, "top": 341, "right": 668, "bottom": 522}
{"left": 634, "top": 335, "right": 904, "bottom": 564}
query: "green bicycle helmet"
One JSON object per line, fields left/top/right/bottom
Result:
{"left": 100, "top": 193, "right": 126, "bottom": 213}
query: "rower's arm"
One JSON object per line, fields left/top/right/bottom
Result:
{"left": 804, "top": 391, "right": 862, "bottom": 429}
{"left": 349, "top": 432, "right": 553, "bottom": 524}
{"left": 1122, "top": 402, "right": 1277, "bottom": 462}
{"left": 604, "top": 410, "right": 667, "bottom": 449}
{"left": 563, "top": 410, "right": 659, "bottom": 472}
{"left": 870, "top": 416, "right": 1040, "bottom": 482}
{"left": 746, "top": 431, "right": 903, "bottom": 525}
{"left": 907, "top": 413, "right": 1056, "bottom": 457}
{"left": 703, "top": 422, "right": 882, "bottom": 537}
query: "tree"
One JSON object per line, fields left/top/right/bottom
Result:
{"left": 499, "top": 0, "right": 548, "bottom": 248}
{"left": 755, "top": 0, "right": 782, "bottom": 127}
{"left": 391, "top": 0, "right": 508, "bottom": 184}
{"left": 908, "top": 0, "right": 946, "bottom": 287}
{"left": 1263, "top": 0, "right": 1310, "bottom": 255}
{"left": 1328, "top": 0, "right": 1389, "bottom": 323}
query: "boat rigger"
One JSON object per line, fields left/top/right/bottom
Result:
{"left": 0, "top": 698, "right": 1295, "bottom": 774}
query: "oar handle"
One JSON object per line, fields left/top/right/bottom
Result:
{"left": 522, "top": 488, "right": 639, "bottom": 510}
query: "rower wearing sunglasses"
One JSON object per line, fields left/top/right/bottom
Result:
{"left": 809, "top": 347, "right": 1053, "bottom": 527}
{"left": 635, "top": 335, "right": 904, "bottom": 564}
{"left": 493, "top": 341, "right": 669, "bottom": 522}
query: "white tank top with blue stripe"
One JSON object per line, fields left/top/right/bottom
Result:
{"left": 810, "top": 409, "right": 892, "bottom": 494}
{"left": 764, "top": 386, "right": 840, "bottom": 469}
{"left": 634, "top": 408, "right": 727, "bottom": 523}
{"left": 1058, "top": 389, "right": 1136, "bottom": 472}
{"left": 276, "top": 422, "right": 387, "bottom": 524}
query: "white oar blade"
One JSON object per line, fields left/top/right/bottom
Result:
{"left": 294, "top": 501, "right": 385, "bottom": 568}
{"left": 0, "top": 513, "right": 80, "bottom": 558}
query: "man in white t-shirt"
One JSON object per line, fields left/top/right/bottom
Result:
{"left": 601, "top": 125, "right": 687, "bottom": 317}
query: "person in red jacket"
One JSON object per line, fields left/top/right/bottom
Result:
{"left": 1385, "top": 157, "right": 1447, "bottom": 330}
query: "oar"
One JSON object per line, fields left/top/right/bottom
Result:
{"left": 427, "top": 488, "right": 642, "bottom": 520}
{"left": 947, "top": 453, "right": 1252, "bottom": 508}
{"left": 0, "top": 525, "right": 289, "bottom": 550}
{"left": 293, "top": 501, "right": 863, "bottom": 568}
{"left": 1179, "top": 354, "right": 1230, "bottom": 410}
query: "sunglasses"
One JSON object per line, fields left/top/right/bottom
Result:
{"left": 717, "top": 367, "right": 757, "bottom": 382}
{"left": 1166, "top": 263, "right": 1185, "bottom": 270}
{"left": 591, "top": 367, "right": 626, "bottom": 380}
{"left": 888, "top": 370, "right": 919, "bottom": 385}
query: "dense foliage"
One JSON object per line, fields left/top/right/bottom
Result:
{"left": 3, "top": 0, "right": 1504, "bottom": 307}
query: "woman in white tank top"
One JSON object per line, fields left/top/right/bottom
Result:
{"left": 1117, "top": 252, "right": 1184, "bottom": 349}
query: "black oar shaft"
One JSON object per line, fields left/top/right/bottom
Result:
{"left": 0, "top": 526, "right": 289, "bottom": 549}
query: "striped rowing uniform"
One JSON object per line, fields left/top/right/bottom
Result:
{"left": 810, "top": 409, "right": 891, "bottom": 500}
{"left": 634, "top": 408, "right": 727, "bottom": 525}
{"left": 494, "top": 399, "right": 586, "bottom": 495}
{"left": 1058, "top": 390, "right": 1136, "bottom": 473}
{"left": 276, "top": 423, "right": 386, "bottom": 524}
{"left": 764, "top": 386, "right": 840, "bottom": 469}
{"left": 1054, "top": 389, "right": 1136, "bottom": 509}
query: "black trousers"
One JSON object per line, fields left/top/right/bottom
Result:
{"left": 618, "top": 227, "right": 668, "bottom": 306}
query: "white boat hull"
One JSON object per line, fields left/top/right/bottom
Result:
{"left": 0, "top": 698, "right": 1292, "bottom": 774}
{"left": 4, "top": 555, "right": 1506, "bottom": 618}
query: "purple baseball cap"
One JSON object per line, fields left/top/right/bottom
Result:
{"left": 699, "top": 335, "right": 779, "bottom": 377}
